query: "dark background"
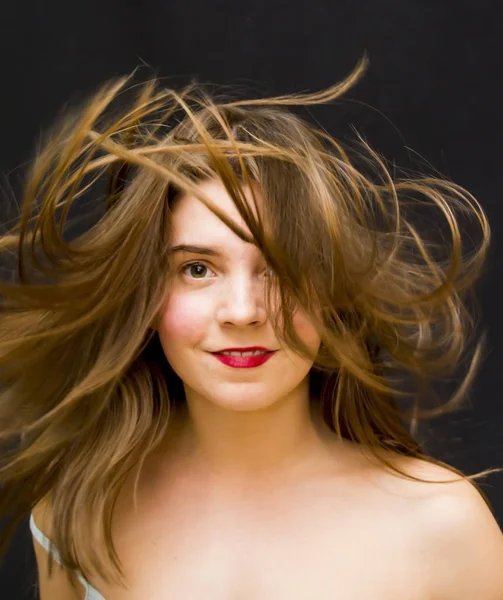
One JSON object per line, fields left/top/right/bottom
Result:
{"left": 1, "top": 1, "right": 502, "bottom": 598}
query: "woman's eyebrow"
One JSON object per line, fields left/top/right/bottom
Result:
{"left": 168, "top": 244, "right": 223, "bottom": 257}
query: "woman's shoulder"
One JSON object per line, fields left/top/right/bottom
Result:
{"left": 361, "top": 448, "right": 490, "bottom": 510}
{"left": 31, "top": 497, "right": 83, "bottom": 600}
{"left": 337, "top": 441, "right": 497, "bottom": 538}
{"left": 32, "top": 495, "right": 55, "bottom": 536}
{"left": 410, "top": 460, "right": 503, "bottom": 598}
{"left": 368, "top": 452, "right": 503, "bottom": 599}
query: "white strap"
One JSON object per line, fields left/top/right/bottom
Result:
{"left": 29, "top": 513, "right": 92, "bottom": 597}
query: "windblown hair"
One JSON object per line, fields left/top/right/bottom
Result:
{"left": 0, "top": 55, "right": 499, "bottom": 591}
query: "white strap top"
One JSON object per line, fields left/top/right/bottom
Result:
{"left": 29, "top": 513, "right": 106, "bottom": 600}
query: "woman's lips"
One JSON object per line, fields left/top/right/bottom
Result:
{"left": 211, "top": 351, "right": 275, "bottom": 369}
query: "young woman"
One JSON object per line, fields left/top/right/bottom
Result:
{"left": 0, "top": 57, "right": 502, "bottom": 600}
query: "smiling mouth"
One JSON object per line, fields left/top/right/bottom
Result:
{"left": 216, "top": 350, "right": 271, "bottom": 357}
{"left": 210, "top": 350, "right": 276, "bottom": 369}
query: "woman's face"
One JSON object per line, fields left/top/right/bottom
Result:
{"left": 156, "top": 178, "right": 320, "bottom": 412}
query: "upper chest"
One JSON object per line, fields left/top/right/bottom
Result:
{"left": 87, "top": 462, "right": 435, "bottom": 600}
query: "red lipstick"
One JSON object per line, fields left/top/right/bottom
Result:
{"left": 210, "top": 347, "right": 275, "bottom": 369}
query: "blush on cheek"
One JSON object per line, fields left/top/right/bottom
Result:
{"left": 158, "top": 294, "right": 206, "bottom": 346}
{"left": 292, "top": 311, "right": 320, "bottom": 345}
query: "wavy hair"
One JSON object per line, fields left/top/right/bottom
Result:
{"left": 0, "top": 55, "right": 499, "bottom": 591}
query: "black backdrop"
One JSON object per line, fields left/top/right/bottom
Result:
{"left": 1, "top": 1, "right": 502, "bottom": 598}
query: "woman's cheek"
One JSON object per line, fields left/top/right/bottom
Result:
{"left": 292, "top": 310, "right": 321, "bottom": 352}
{"left": 158, "top": 293, "right": 207, "bottom": 346}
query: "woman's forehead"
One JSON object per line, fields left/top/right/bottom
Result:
{"left": 169, "top": 178, "right": 263, "bottom": 241}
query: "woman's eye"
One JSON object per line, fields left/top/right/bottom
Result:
{"left": 181, "top": 262, "right": 214, "bottom": 280}
{"left": 179, "top": 262, "right": 272, "bottom": 281}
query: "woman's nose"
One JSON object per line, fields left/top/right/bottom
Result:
{"left": 216, "top": 274, "right": 267, "bottom": 327}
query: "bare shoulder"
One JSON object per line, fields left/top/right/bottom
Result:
{"left": 375, "top": 454, "right": 503, "bottom": 600}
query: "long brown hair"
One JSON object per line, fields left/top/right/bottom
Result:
{"left": 0, "top": 55, "right": 499, "bottom": 592}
